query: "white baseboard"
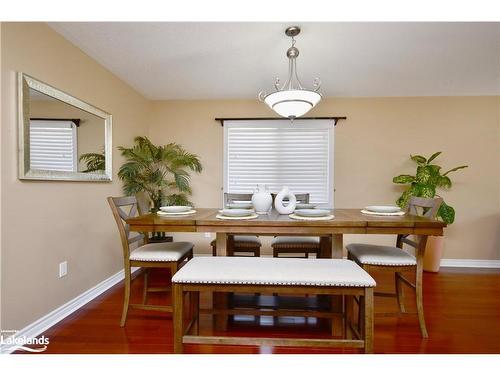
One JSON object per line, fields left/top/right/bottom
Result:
{"left": 1, "top": 267, "right": 140, "bottom": 354}
{"left": 440, "top": 258, "right": 500, "bottom": 268}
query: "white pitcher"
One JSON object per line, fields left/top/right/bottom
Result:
{"left": 274, "top": 186, "right": 297, "bottom": 214}
{"left": 251, "top": 184, "right": 272, "bottom": 214}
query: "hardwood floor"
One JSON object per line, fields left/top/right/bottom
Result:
{"left": 17, "top": 267, "right": 500, "bottom": 354}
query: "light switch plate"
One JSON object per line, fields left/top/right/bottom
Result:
{"left": 59, "top": 261, "right": 67, "bottom": 278}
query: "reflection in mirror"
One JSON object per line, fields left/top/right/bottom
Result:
{"left": 18, "top": 73, "right": 112, "bottom": 181}
{"left": 29, "top": 88, "right": 105, "bottom": 173}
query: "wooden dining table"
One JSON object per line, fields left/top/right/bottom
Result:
{"left": 126, "top": 208, "right": 446, "bottom": 335}
{"left": 126, "top": 207, "right": 446, "bottom": 258}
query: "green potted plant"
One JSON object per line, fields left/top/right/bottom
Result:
{"left": 118, "top": 136, "right": 202, "bottom": 211}
{"left": 393, "top": 152, "right": 468, "bottom": 271}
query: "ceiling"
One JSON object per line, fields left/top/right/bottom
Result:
{"left": 49, "top": 22, "right": 500, "bottom": 100}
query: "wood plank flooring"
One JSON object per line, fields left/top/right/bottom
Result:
{"left": 15, "top": 267, "right": 500, "bottom": 354}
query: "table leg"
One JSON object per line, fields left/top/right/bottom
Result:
{"left": 332, "top": 234, "right": 343, "bottom": 259}
{"left": 214, "top": 232, "right": 228, "bottom": 330}
{"left": 319, "top": 236, "right": 332, "bottom": 258}
{"left": 215, "top": 232, "right": 228, "bottom": 256}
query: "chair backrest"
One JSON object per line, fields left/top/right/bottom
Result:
{"left": 407, "top": 196, "right": 443, "bottom": 218}
{"left": 136, "top": 191, "right": 152, "bottom": 215}
{"left": 107, "top": 196, "right": 145, "bottom": 260}
{"left": 224, "top": 193, "right": 253, "bottom": 205}
{"left": 398, "top": 196, "right": 443, "bottom": 252}
{"left": 270, "top": 192, "right": 310, "bottom": 203}
{"left": 225, "top": 192, "right": 310, "bottom": 205}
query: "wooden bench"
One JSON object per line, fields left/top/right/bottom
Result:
{"left": 172, "top": 257, "right": 376, "bottom": 353}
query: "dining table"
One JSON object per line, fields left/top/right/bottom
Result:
{"left": 126, "top": 207, "right": 446, "bottom": 334}
{"left": 126, "top": 207, "right": 446, "bottom": 258}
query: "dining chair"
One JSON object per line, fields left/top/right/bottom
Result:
{"left": 271, "top": 193, "right": 321, "bottom": 258}
{"left": 210, "top": 193, "right": 261, "bottom": 257}
{"left": 346, "top": 196, "right": 443, "bottom": 338}
{"left": 108, "top": 196, "right": 194, "bottom": 327}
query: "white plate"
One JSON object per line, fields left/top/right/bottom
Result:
{"left": 364, "top": 205, "right": 401, "bottom": 213}
{"left": 160, "top": 205, "right": 192, "bottom": 213}
{"left": 226, "top": 203, "right": 253, "bottom": 209}
{"left": 157, "top": 209, "right": 196, "bottom": 216}
{"left": 218, "top": 208, "right": 255, "bottom": 217}
{"left": 294, "top": 209, "right": 331, "bottom": 217}
{"left": 295, "top": 203, "right": 316, "bottom": 209}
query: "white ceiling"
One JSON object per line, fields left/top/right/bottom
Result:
{"left": 49, "top": 22, "right": 500, "bottom": 100}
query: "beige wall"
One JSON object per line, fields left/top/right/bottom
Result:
{"left": 148, "top": 97, "right": 500, "bottom": 261}
{"left": 1, "top": 23, "right": 151, "bottom": 330}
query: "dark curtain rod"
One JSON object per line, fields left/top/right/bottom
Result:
{"left": 215, "top": 117, "right": 346, "bottom": 126}
{"left": 30, "top": 118, "right": 81, "bottom": 127}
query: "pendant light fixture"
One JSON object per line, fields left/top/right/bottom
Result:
{"left": 259, "top": 26, "right": 322, "bottom": 120}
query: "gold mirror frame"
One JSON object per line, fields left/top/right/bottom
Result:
{"left": 18, "top": 73, "right": 112, "bottom": 181}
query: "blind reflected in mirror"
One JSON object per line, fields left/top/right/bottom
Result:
{"left": 29, "top": 88, "right": 105, "bottom": 174}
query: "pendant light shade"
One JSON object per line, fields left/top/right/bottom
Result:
{"left": 259, "top": 26, "right": 322, "bottom": 120}
{"left": 264, "top": 90, "right": 322, "bottom": 118}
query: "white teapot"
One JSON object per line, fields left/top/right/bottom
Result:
{"left": 274, "top": 186, "right": 297, "bottom": 214}
{"left": 251, "top": 184, "right": 273, "bottom": 214}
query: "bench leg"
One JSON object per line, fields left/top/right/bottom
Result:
{"left": 363, "top": 288, "right": 374, "bottom": 354}
{"left": 191, "top": 291, "right": 200, "bottom": 335}
{"left": 214, "top": 292, "right": 228, "bottom": 331}
{"left": 173, "top": 284, "right": 184, "bottom": 354}
{"left": 214, "top": 232, "right": 229, "bottom": 330}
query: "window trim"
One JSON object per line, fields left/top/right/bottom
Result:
{"left": 223, "top": 119, "right": 335, "bottom": 208}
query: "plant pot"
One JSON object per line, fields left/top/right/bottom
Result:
{"left": 423, "top": 236, "right": 445, "bottom": 272}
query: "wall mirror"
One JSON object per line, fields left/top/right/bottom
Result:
{"left": 18, "top": 73, "right": 112, "bottom": 181}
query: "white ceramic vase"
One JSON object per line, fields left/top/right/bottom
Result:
{"left": 274, "top": 186, "right": 297, "bottom": 214}
{"left": 251, "top": 184, "right": 272, "bottom": 214}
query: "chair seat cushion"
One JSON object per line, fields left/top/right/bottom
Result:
{"left": 233, "top": 235, "right": 261, "bottom": 246}
{"left": 346, "top": 243, "right": 416, "bottom": 266}
{"left": 172, "top": 257, "right": 376, "bottom": 287}
{"left": 271, "top": 236, "right": 320, "bottom": 248}
{"left": 210, "top": 236, "right": 261, "bottom": 248}
{"left": 129, "top": 242, "right": 193, "bottom": 262}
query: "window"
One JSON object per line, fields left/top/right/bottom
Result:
{"left": 224, "top": 119, "right": 334, "bottom": 207}
{"left": 29, "top": 120, "right": 78, "bottom": 172}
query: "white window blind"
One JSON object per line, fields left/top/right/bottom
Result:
{"left": 29, "top": 120, "right": 78, "bottom": 172}
{"left": 224, "top": 119, "right": 334, "bottom": 207}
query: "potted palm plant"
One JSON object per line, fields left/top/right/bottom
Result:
{"left": 393, "top": 152, "right": 467, "bottom": 271}
{"left": 118, "top": 136, "right": 202, "bottom": 211}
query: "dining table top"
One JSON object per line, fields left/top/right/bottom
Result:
{"left": 126, "top": 208, "right": 446, "bottom": 236}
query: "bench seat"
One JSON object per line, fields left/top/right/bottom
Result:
{"left": 172, "top": 257, "right": 376, "bottom": 287}
{"left": 172, "top": 257, "right": 376, "bottom": 354}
